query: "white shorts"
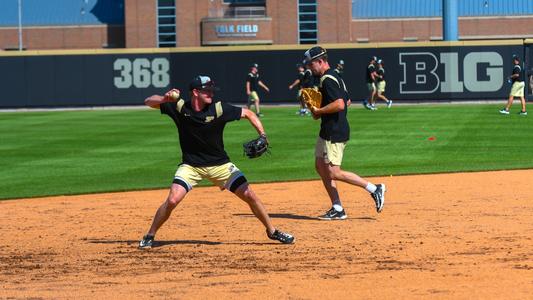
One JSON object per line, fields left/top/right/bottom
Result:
{"left": 173, "top": 162, "right": 245, "bottom": 192}
{"left": 510, "top": 81, "right": 525, "bottom": 97}
{"left": 315, "top": 137, "right": 346, "bottom": 166}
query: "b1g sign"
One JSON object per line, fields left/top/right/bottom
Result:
{"left": 396, "top": 46, "right": 520, "bottom": 99}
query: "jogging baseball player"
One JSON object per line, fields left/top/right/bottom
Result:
{"left": 302, "top": 64, "right": 318, "bottom": 90}
{"left": 139, "top": 75, "right": 294, "bottom": 249}
{"left": 499, "top": 55, "right": 527, "bottom": 116}
{"left": 288, "top": 63, "right": 309, "bottom": 116}
{"left": 334, "top": 60, "right": 344, "bottom": 78}
{"left": 375, "top": 59, "right": 392, "bottom": 108}
{"left": 246, "top": 63, "right": 270, "bottom": 117}
{"left": 303, "top": 46, "right": 386, "bottom": 220}
{"left": 363, "top": 56, "right": 378, "bottom": 110}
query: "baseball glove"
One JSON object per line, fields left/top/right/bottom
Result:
{"left": 301, "top": 88, "right": 322, "bottom": 109}
{"left": 243, "top": 134, "right": 269, "bottom": 159}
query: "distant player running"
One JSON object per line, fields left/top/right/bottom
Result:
{"left": 289, "top": 64, "right": 309, "bottom": 116}
{"left": 363, "top": 56, "right": 378, "bottom": 110}
{"left": 246, "top": 63, "right": 270, "bottom": 117}
{"left": 334, "top": 60, "right": 345, "bottom": 78}
{"left": 375, "top": 59, "right": 392, "bottom": 108}
{"left": 499, "top": 55, "right": 527, "bottom": 115}
{"left": 139, "top": 75, "right": 294, "bottom": 249}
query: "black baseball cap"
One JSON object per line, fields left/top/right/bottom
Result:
{"left": 189, "top": 75, "right": 219, "bottom": 91}
{"left": 251, "top": 63, "right": 259, "bottom": 69}
{"left": 303, "top": 46, "right": 327, "bottom": 64}
{"left": 370, "top": 56, "right": 377, "bottom": 62}
{"left": 512, "top": 54, "right": 520, "bottom": 61}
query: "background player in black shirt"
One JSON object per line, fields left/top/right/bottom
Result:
{"left": 363, "top": 56, "right": 378, "bottom": 110}
{"left": 139, "top": 75, "right": 294, "bottom": 248}
{"left": 246, "top": 63, "right": 270, "bottom": 117}
{"left": 303, "top": 46, "right": 386, "bottom": 220}
{"left": 374, "top": 59, "right": 392, "bottom": 108}
{"left": 334, "top": 59, "right": 344, "bottom": 78}
{"left": 499, "top": 55, "right": 527, "bottom": 115}
{"left": 288, "top": 63, "right": 309, "bottom": 116}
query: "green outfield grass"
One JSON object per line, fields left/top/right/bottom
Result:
{"left": 1, "top": 103, "right": 531, "bottom": 200}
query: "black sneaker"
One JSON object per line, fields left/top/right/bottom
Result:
{"left": 318, "top": 207, "right": 347, "bottom": 220}
{"left": 139, "top": 235, "right": 154, "bottom": 249}
{"left": 371, "top": 184, "right": 386, "bottom": 213}
{"left": 267, "top": 229, "right": 295, "bottom": 244}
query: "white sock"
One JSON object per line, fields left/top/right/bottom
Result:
{"left": 333, "top": 204, "right": 343, "bottom": 212}
{"left": 365, "top": 183, "right": 377, "bottom": 193}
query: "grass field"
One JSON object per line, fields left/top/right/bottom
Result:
{"left": 1, "top": 103, "right": 531, "bottom": 200}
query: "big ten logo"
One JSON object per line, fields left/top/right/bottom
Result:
{"left": 113, "top": 58, "right": 170, "bottom": 89}
{"left": 399, "top": 52, "right": 504, "bottom": 94}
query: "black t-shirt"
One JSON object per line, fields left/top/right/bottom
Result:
{"left": 247, "top": 72, "right": 260, "bottom": 91}
{"left": 512, "top": 64, "right": 522, "bottom": 82}
{"left": 376, "top": 67, "right": 385, "bottom": 82}
{"left": 366, "top": 63, "right": 376, "bottom": 83}
{"left": 160, "top": 100, "right": 242, "bottom": 167}
{"left": 296, "top": 71, "right": 305, "bottom": 89}
{"left": 302, "top": 69, "right": 317, "bottom": 88}
{"left": 318, "top": 69, "right": 350, "bottom": 143}
{"left": 334, "top": 67, "right": 344, "bottom": 78}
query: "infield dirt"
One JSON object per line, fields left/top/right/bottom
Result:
{"left": 1, "top": 170, "right": 533, "bottom": 299}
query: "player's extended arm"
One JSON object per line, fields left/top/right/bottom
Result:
{"left": 144, "top": 89, "right": 180, "bottom": 109}
{"left": 241, "top": 108, "right": 266, "bottom": 136}
{"left": 311, "top": 98, "right": 345, "bottom": 116}
{"left": 259, "top": 81, "right": 270, "bottom": 93}
{"left": 371, "top": 71, "right": 378, "bottom": 82}
{"left": 246, "top": 81, "right": 251, "bottom": 95}
{"left": 289, "top": 79, "right": 300, "bottom": 90}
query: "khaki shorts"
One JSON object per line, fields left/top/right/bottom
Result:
{"left": 510, "top": 81, "right": 525, "bottom": 97}
{"left": 377, "top": 81, "right": 386, "bottom": 93}
{"left": 174, "top": 162, "right": 245, "bottom": 192}
{"left": 315, "top": 137, "right": 346, "bottom": 166}
{"left": 367, "top": 82, "right": 376, "bottom": 92}
{"left": 248, "top": 91, "right": 259, "bottom": 103}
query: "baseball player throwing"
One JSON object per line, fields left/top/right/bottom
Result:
{"left": 139, "top": 75, "right": 294, "bottom": 249}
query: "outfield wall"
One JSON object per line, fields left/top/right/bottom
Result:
{"left": 0, "top": 40, "right": 531, "bottom": 108}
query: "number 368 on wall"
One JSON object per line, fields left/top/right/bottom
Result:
{"left": 113, "top": 58, "right": 170, "bottom": 89}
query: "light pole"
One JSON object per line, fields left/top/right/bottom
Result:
{"left": 443, "top": 0, "right": 458, "bottom": 41}
{"left": 18, "top": 0, "right": 23, "bottom": 50}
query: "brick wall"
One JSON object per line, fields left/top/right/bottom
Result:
{"left": 124, "top": 0, "right": 156, "bottom": 48}
{"left": 0, "top": 25, "right": 124, "bottom": 50}
{"left": 351, "top": 16, "right": 533, "bottom": 42}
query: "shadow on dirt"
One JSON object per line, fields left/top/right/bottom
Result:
{"left": 86, "top": 239, "right": 222, "bottom": 248}
{"left": 234, "top": 213, "right": 318, "bottom": 220}
{"left": 234, "top": 213, "right": 376, "bottom": 221}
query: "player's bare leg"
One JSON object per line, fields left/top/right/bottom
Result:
{"left": 315, "top": 158, "right": 341, "bottom": 205}
{"left": 139, "top": 184, "right": 187, "bottom": 249}
{"left": 367, "top": 89, "right": 377, "bottom": 110}
{"left": 519, "top": 96, "right": 527, "bottom": 112}
{"left": 233, "top": 183, "right": 274, "bottom": 232}
{"left": 234, "top": 183, "right": 294, "bottom": 243}
{"left": 377, "top": 92, "right": 392, "bottom": 107}
{"left": 504, "top": 95, "right": 514, "bottom": 111}
{"left": 147, "top": 184, "right": 187, "bottom": 236}
{"left": 327, "top": 164, "right": 368, "bottom": 188}
{"left": 254, "top": 98, "right": 261, "bottom": 115}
